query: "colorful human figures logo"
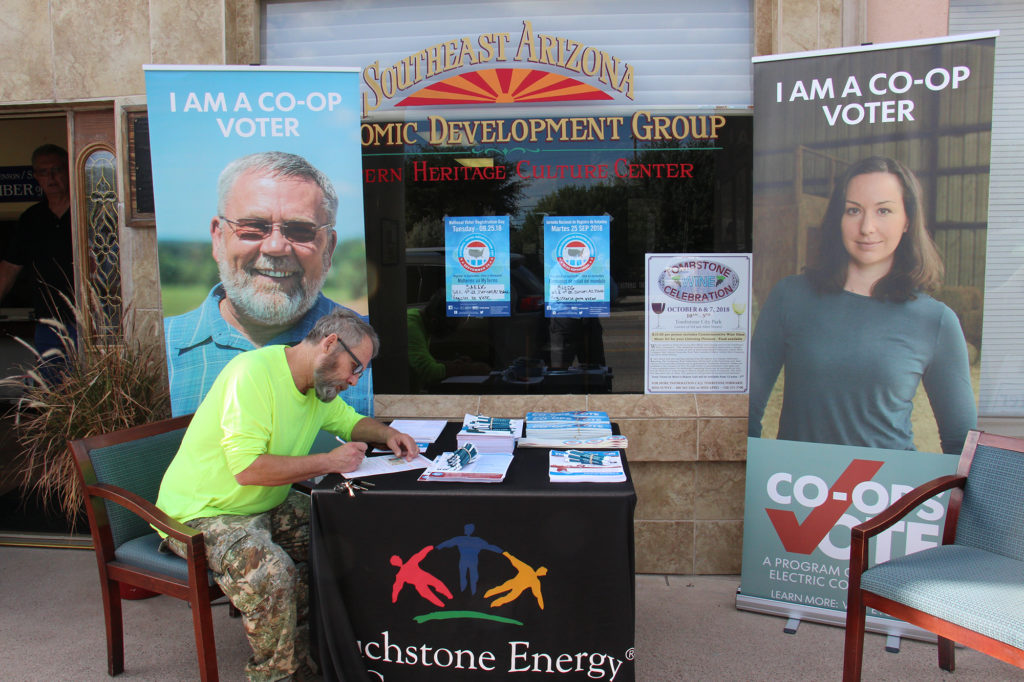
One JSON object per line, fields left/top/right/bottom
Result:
{"left": 389, "top": 523, "right": 548, "bottom": 625}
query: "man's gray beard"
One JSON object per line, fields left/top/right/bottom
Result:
{"left": 217, "top": 254, "right": 325, "bottom": 327}
{"left": 312, "top": 357, "right": 346, "bottom": 403}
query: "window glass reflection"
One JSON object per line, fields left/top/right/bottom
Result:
{"left": 364, "top": 114, "right": 753, "bottom": 394}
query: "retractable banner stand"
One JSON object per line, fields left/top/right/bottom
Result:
{"left": 741, "top": 440, "right": 959, "bottom": 636}
{"left": 741, "top": 33, "right": 996, "bottom": 638}
{"left": 144, "top": 66, "right": 371, "bottom": 418}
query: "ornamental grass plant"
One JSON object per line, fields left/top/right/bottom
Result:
{"left": 1, "top": 291, "right": 170, "bottom": 522}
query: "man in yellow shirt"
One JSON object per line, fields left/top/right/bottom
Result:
{"left": 157, "top": 307, "right": 416, "bottom": 681}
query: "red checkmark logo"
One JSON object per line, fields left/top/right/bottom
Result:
{"left": 765, "top": 459, "right": 884, "bottom": 554}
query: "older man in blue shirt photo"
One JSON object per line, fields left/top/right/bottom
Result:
{"left": 164, "top": 151, "right": 373, "bottom": 417}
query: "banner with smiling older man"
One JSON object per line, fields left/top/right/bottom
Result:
{"left": 740, "top": 33, "right": 996, "bottom": 636}
{"left": 144, "top": 66, "right": 372, "bottom": 418}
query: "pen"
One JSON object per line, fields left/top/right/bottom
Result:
{"left": 336, "top": 436, "right": 346, "bottom": 445}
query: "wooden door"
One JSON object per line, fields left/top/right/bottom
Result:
{"left": 70, "top": 108, "right": 122, "bottom": 336}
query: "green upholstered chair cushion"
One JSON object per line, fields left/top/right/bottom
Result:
{"left": 955, "top": 443, "right": 1024, "bottom": 561}
{"left": 88, "top": 427, "right": 188, "bottom": 548}
{"left": 860, "top": 544, "right": 1024, "bottom": 649}
{"left": 114, "top": 533, "right": 217, "bottom": 587}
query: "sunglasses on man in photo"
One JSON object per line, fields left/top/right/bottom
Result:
{"left": 219, "top": 216, "right": 332, "bottom": 244}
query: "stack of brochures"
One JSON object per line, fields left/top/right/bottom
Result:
{"left": 372, "top": 419, "right": 447, "bottom": 454}
{"left": 519, "top": 411, "right": 627, "bottom": 449}
{"left": 418, "top": 451, "right": 514, "bottom": 483}
{"left": 456, "top": 414, "right": 524, "bottom": 453}
{"left": 548, "top": 449, "right": 626, "bottom": 483}
{"left": 526, "top": 411, "right": 612, "bottom": 439}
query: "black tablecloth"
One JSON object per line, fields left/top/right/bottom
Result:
{"left": 310, "top": 423, "right": 637, "bottom": 681}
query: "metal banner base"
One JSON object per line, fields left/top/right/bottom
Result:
{"left": 735, "top": 589, "right": 938, "bottom": 646}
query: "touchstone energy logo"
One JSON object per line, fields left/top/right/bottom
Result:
{"left": 457, "top": 235, "right": 496, "bottom": 273}
{"left": 657, "top": 258, "right": 739, "bottom": 303}
{"left": 358, "top": 521, "right": 628, "bottom": 680}
{"left": 389, "top": 522, "right": 545, "bottom": 624}
{"left": 555, "top": 234, "right": 596, "bottom": 274}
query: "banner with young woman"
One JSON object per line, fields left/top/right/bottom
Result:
{"left": 739, "top": 33, "right": 996, "bottom": 632}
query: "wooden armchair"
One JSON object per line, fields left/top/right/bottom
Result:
{"left": 843, "top": 430, "right": 1024, "bottom": 680}
{"left": 70, "top": 414, "right": 226, "bottom": 681}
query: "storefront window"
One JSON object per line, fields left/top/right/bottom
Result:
{"left": 364, "top": 112, "right": 752, "bottom": 394}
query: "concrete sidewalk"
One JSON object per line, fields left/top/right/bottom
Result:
{"left": 1, "top": 546, "right": 1019, "bottom": 680}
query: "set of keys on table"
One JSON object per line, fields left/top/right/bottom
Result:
{"left": 334, "top": 479, "right": 375, "bottom": 496}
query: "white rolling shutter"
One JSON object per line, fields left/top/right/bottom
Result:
{"left": 950, "top": 1, "right": 1024, "bottom": 419}
{"left": 262, "top": 0, "right": 753, "bottom": 112}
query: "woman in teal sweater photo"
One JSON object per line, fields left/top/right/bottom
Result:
{"left": 748, "top": 156, "right": 977, "bottom": 454}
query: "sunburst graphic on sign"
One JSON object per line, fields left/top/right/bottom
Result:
{"left": 396, "top": 68, "right": 613, "bottom": 107}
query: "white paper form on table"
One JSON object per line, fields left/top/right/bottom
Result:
{"left": 341, "top": 453, "right": 433, "bottom": 479}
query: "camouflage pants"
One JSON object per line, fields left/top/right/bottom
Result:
{"left": 164, "top": 489, "right": 311, "bottom": 682}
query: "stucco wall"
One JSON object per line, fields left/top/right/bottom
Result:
{"left": 0, "top": 0, "right": 257, "bottom": 104}
{"left": 866, "top": 0, "right": 949, "bottom": 45}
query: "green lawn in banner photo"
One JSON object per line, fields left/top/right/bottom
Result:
{"left": 760, "top": 363, "right": 982, "bottom": 455}
{"left": 323, "top": 292, "right": 368, "bottom": 316}
{"left": 161, "top": 285, "right": 212, "bottom": 317}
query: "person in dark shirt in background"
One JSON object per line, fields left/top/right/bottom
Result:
{"left": 0, "top": 144, "right": 75, "bottom": 382}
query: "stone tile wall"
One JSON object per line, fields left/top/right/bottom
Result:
{"left": 0, "top": 0, "right": 258, "bottom": 104}
{"left": 375, "top": 393, "right": 750, "bottom": 575}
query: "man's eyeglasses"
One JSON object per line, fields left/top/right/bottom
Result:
{"left": 336, "top": 336, "right": 365, "bottom": 378}
{"left": 219, "top": 216, "right": 332, "bottom": 244}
